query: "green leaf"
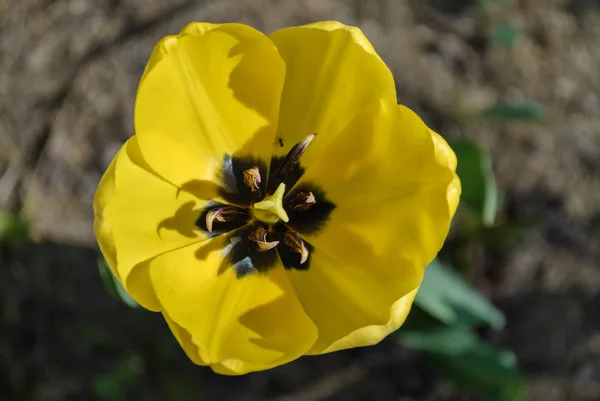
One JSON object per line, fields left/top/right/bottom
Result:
{"left": 450, "top": 139, "right": 498, "bottom": 226}
{"left": 92, "top": 355, "right": 144, "bottom": 400}
{"left": 481, "top": 222, "right": 529, "bottom": 246}
{"left": 97, "top": 257, "right": 140, "bottom": 308}
{"left": 491, "top": 20, "right": 520, "bottom": 47}
{"left": 0, "top": 212, "right": 30, "bottom": 249}
{"left": 397, "top": 326, "right": 525, "bottom": 401}
{"left": 415, "top": 259, "right": 505, "bottom": 329}
{"left": 476, "top": 101, "right": 545, "bottom": 122}
{"left": 92, "top": 373, "right": 124, "bottom": 400}
{"left": 164, "top": 375, "right": 202, "bottom": 401}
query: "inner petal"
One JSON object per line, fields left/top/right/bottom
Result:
{"left": 269, "top": 21, "right": 396, "bottom": 166}
{"left": 293, "top": 100, "right": 457, "bottom": 268}
{"left": 135, "top": 23, "right": 285, "bottom": 189}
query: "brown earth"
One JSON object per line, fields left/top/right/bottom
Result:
{"left": 1, "top": 0, "right": 600, "bottom": 400}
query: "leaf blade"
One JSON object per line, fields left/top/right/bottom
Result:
{"left": 415, "top": 259, "right": 506, "bottom": 329}
{"left": 397, "top": 326, "right": 525, "bottom": 401}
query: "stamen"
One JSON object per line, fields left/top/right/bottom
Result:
{"left": 276, "top": 133, "right": 316, "bottom": 184}
{"left": 248, "top": 226, "right": 279, "bottom": 251}
{"left": 290, "top": 191, "right": 316, "bottom": 211}
{"left": 283, "top": 229, "right": 309, "bottom": 264}
{"left": 205, "top": 207, "right": 245, "bottom": 233}
{"left": 243, "top": 166, "right": 261, "bottom": 192}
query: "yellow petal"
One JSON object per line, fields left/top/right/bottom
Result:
{"left": 288, "top": 100, "right": 459, "bottom": 352}
{"left": 269, "top": 21, "right": 396, "bottom": 164}
{"left": 94, "top": 150, "right": 119, "bottom": 280}
{"left": 288, "top": 249, "right": 422, "bottom": 354}
{"left": 135, "top": 23, "right": 285, "bottom": 188}
{"left": 163, "top": 312, "right": 208, "bottom": 366}
{"left": 148, "top": 237, "right": 318, "bottom": 374}
{"left": 430, "top": 129, "right": 461, "bottom": 216}
{"left": 99, "top": 137, "right": 209, "bottom": 310}
{"left": 326, "top": 288, "right": 419, "bottom": 352}
{"left": 140, "top": 23, "right": 220, "bottom": 85}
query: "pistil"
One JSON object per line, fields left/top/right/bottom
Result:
{"left": 253, "top": 183, "right": 289, "bottom": 224}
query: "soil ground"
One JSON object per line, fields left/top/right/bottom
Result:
{"left": 1, "top": 0, "right": 600, "bottom": 400}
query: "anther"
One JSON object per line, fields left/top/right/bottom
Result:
{"left": 276, "top": 133, "right": 316, "bottom": 183}
{"left": 243, "top": 166, "right": 261, "bottom": 192}
{"left": 290, "top": 191, "right": 316, "bottom": 211}
{"left": 284, "top": 229, "right": 309, "bottom": 264}
{"left": 248, "top": 226, "right": 279, "bottom": 251}
{"left": 205, "top": 207, "right": 244, "bottom": 233}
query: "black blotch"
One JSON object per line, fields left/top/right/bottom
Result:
{"left": 225, "top": 224, "right": 279, "bottom": 278}
{"left": 218, "top": 155, "right": 268, "bottom": 206}
{"left": 272, "top": 226, "right": 313, "bottom": 271}
{"left": 195, "top": 202, "right": 249, "bottom": 237}
{"left": 285, "top": 184, "right": 336, "bottom": 235}
{"left": 267, "top": 156, "right": 305, "bottom": 194}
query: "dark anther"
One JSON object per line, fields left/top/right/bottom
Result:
{"left": 275, "top": 133, "right": 316, "bottom": 185}
{"left": 248, "top": 225, "right": 279, "bottom": 252}
{"left": 242, "top": 166, "right": 261, "bottom": 192}
{"left": 283, "top": 229, "right": 309, "bottom": 264}
{"left": 205, "top": 207, "right": 246, "bottom": 233}
{"left": 290, "top": 191, "right": 316, "bottom": 211}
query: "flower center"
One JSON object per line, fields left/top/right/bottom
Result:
{"left": 193, "top": 133, "right": 336, "bottom": 277}
{"left": 252, "top": 183, "right": 289, "bottom": 224}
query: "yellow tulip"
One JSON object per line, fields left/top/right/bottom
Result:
{"left": 93, "top": 21, "right": 461, "bottom": 375}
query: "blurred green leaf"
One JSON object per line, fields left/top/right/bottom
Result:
{"left": 476, "top": 101, "right": 545, "bottom": 122}
{"left": 0, "top": 212, "right": 30, "bottom": 250}
{"left": 164, "top": 375, "right": 202, "bottom": 401}
{"left": 92, "top": 355, "right": 144, "bottom": 400}
{"left": 481, "top": 222, "right": 529, "bottom": 246}
{"left": 397, "top": 326, "right": 525, "bottom": 401}
{"left": 97, "top": 257, "right": 140, "bottom": 308}
{"left": 491, "top": 20, "right": 520, "bottom": 47}
{"left": 92, "top": 373, "right": 124, "bottom": 400}
{"left": 402, "top": 305, "right": 447, "bottom": 331}
{"left": 450, "top": 139, "right": 498, "bottom": 226}
{"left": 415, "top": 259, "right": 505, "bottom": 329}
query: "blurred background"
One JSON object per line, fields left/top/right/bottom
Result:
{"left": 1, "top": 0, "right": 600, "bottom": 400}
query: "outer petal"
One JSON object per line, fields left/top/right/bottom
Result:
{"left": 430, "top": 129, "right": 461, "bottom": 216}
{"left": 163, "top": 312, "right": 207, "bottom": 366}
{"left": 97, "top": 137, "right": 210, "bottom": 311}
{"left": 269, "top": 21, "right": 396, "bottom": 163}
{"left": 94, "top": 150, "right": 119, "bottom": 279}
{"left": 288, "top": 100, "right": 460, "bottom": 353}
{"left": 148, "top": 238, "right": 318, "bottom": 374}
{"left": 136, "top": 22, "right": 285, "bottom": 188}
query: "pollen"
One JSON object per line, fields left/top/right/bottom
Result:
{"left": 248, "top": 225, "right": 279, "bottom": 251}
{"left": 283, "top": 229, "right": 309, "bottom": 264}
{"left": 243, "top": 166, "right": 261, "bottom": 192}
{"left": 290, "top": 191, "right": 316, "bottom": 211}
